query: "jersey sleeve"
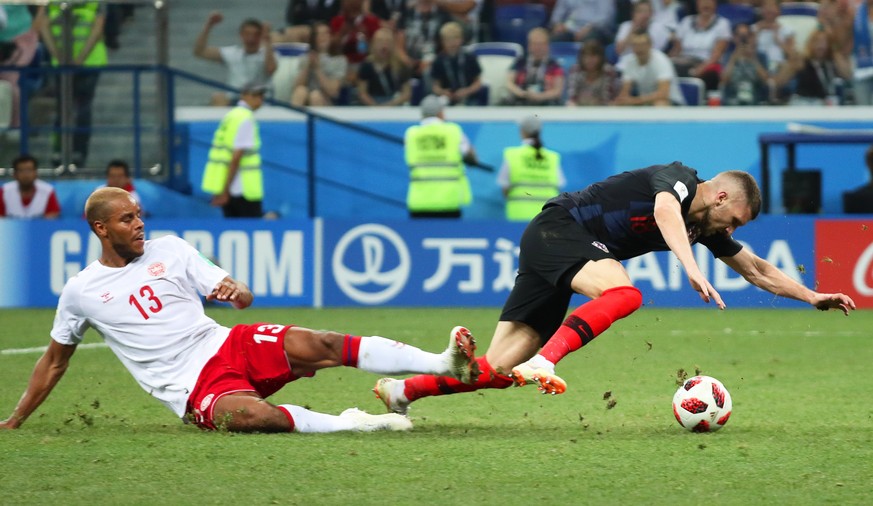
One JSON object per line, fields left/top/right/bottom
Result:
{"left": 173, "top": 236, "right": 230, "bottom": 296}
{"left": 649, "top": 163, "right": 698, "bottom": 206}
{"left": 698, "top": 232, "right": 744, "bottom": 258}
{"left": 50, "top": 281, "right": 90, "bottom": 345}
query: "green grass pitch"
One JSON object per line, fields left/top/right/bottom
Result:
{"left": 1, "top": 307, "right": 871, "bottom": 505}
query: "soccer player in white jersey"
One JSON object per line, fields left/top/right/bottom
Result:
{"left": 0, "top": 187, "right": 479, "bottom": 433}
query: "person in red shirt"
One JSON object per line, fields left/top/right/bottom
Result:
{"left": 329, "top": 0, "right": 381, "bottom": 70}
{"left": 0, "top": 155, "right": 61, "bottom": 219}
{"left": 102, "top": 159, "right": 143, "bottom": 213}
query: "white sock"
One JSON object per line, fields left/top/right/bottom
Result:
{"left": 281, "top": 404, "right": 358, "bottom": 433}
{"left": 356, "top": 336, "right": 447, "bottom": 375}
{"left": 528, "top": 354, "right": 556, "bottom": 372}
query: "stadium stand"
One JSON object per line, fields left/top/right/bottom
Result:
{"left": 468, "top": 41, "right": 523, "bottom": 105}
{"left": 677, "top": 76, "right": 705, "bottom": 106}
{"left": 779, "top": 2, "right": 820, "bottom": 17}
{"left": 492, "top": 4, "right": 548, "bottom": 48}
{"left": 271, "top": 42, "right": 310, "bottom": 103}
{"left": 716, "top": 3, "right": 757, "bottom": 28}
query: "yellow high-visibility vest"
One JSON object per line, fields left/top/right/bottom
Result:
{"left": 48, "top": 3, "right": 107, "bottom": 67}
{"left": 504, "top": 144, "right": 560, "bottom": 221}
{"left": 201, "top": 106, "right": 263, "bottom": 201}
{"left": 404, "top": 121, "right": 470, "bottom": 212}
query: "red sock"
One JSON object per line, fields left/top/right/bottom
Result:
{"left": 341, "top": 334, "right": 361, "bottom": 367}
{"left": 275, "top": 405, "right": 296, "bottom": 432}
{"left": 539, "top": 286, "right": 642, "bottom": 365}
{"left": 404, "top": 356, "right": 513, "bottom": 401}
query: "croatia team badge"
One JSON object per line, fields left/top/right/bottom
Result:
{"left": 147, "top": 262, "right": 166, "bottom": 277}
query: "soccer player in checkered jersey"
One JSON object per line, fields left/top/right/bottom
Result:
{"left": 374, "top": 163, "right": 856, "bottom": 414}
{"left": 0, "top": 187, "right": 479, "bottom": 433}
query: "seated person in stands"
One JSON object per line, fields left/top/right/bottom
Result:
{"left": 330, "top": 0, "right": 381, "bottom": 77}
{"left": 753, "top": 0, "right": 795, "bottom": 75}
{"left": 0, "top": 155, "right": 61, "bottom": 219}
{"left": 776, "top": 29, "right": 852, "bottom": 106}
{"left": 843, "top": 145, "right": 873, "bottom": 213}
{"left": 669, "top": 0, "right": 731, "bottom": 91}
{"left": 614, "top": 30, "right": 684, "bottom": 106}
{"left": 549, "top": 0, "right": 616, "bottom": 45}
{"left": 566, "top": 39, "right": 618, "bottom": 106}
{"left": 101, "top": 159, "right": 143, "bottom": 213}
{"left": 278, "top": 0, "right": 340, "bottom": 43}
{"left": 614, "top": 0, "right": 672, "bottom": 57}
{"left": 193, "top": 12, "right": 277, "bottom": 106}
{"left": 395, "top": 0, "right": 451, "bottom": 81}
{"left": 721, "top": 24, "right": 770, "bottom": 106}
{"left": 502, "top": 27, "right": 565, "bottom": 106}
{"left": 430, "top": 21, "right": 483, "bottom": 106}
{"left": 291, "top": 23, "right": 348, "bottom": 106}
{"left": 356, "top": 28, "right": 412, "bottom": 106}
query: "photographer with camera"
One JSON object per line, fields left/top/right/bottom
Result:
{"left": 721, "top": 24, "right": 769, "bottom": 106}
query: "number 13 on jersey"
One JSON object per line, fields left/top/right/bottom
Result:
{"left": 129, "top": 285, "right": 163, "bottom": 320}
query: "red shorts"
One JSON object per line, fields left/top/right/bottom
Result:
{"left": 187, "top": 322, "right": 300, "bottom": 430}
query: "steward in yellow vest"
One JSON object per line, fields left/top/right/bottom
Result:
{"left": 38, "top": 2, "right": 108, "bottom": 167}
{"left": 405, "top": 95, "right": 478, "bottom": 218}
{"left": 499, "top": 115, "right": 564, "bottom": 221}
{"left": 201, "top": 83, "right": 266, "bottom": 217}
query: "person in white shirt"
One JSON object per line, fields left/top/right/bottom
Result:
{"left": 669, "top": 0, "right": 731, "bottom": 90}
{"left": 0, "top": 154, "right": 61, "bottom": 219}
{"left": 0, "top": 187, "right": 482, "bottom": 433}
{"left": 615, "top": 30, "right": 685, "bottom": 106}
{"left": 614, "top": 0, "right": 673, "bottom": 57}
{"left": 193, "top": 11, "right": 278, "bottom": 106}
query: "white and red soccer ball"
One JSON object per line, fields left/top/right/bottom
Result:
{"left": 672, "top": 375, "right": 732, "bottom": 432}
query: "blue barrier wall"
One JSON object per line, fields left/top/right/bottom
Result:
{"left": 179, "top": 111, "right": 873, "bottom": 218}
{"left": 0, "top": 215, "right": 821, "bottom": 309}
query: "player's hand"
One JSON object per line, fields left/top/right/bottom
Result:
{"left": 206, "top": 11, "right": 223, "bottom": 26}
{"left": 811, "top": 292, "right": 856, "bottom": 315}
{"left": 688, "top": 272, "right": 725, "bottom": 309}
{"left": 207, "top": 279, "right": 241, "bottom": 304}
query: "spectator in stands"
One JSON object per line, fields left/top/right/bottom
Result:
{"left": 279, "top": 0, "right": 341, "bottom": 43}
{"left": 614, "top": 0, "right": 672, "bottom": 57}
{"left": 614, "top": 30, "right": 684, "bottom": 106}
{"left": 405, "top": 95, "right": 477, "bottom": 218}
{"left": 201, "top": 82, "right": 267, "bottom": 218}
{"left": 291, "top": 23, "right": 347, "bottom": 106}
{"left": 0, "top": 5, "right": 38, "bottom": 129}
{"left": 818, "top": 0, "right": 854, "bottom": 58}
{"left": 842, "top": 144, "right": 873, "bottom": 213}
{"left": 104, "top": 2, "right": 135, "bottom": 50}
{"left": 753, "top": 0, "right": 795, "bottom": 75}
{"left": 357, "top": 28, "right": 412, "bottom": 106}
{"left": 776, "top": 29, "right": 852, "bottom": 106}
{"left": 437, "top": 0, "right": 481, "bottom": 43}
{"left": 0, "top": 155, "right": 61, "bottom": 219}
{"left": 498, "top": 115, "right": 565, "bottom": 222}
{"left": 566, "top": 39, "right": 618, "bottom": 106}
{"left": 549, "top": 0, "right": 616, "bottom": 45}
{"left": 721, "top": 24, "right": 770, "bottom": 106}
{"left": 330, "top": 0, "right": 381, "bottom": 75}
{"left": 669, "top": 0, "right": 731, "bottom": 91}
{"left": 852, "top": 0, "right": 873, "bottom": 105}
{"left": 36, "top": 2, "right": 108, "bottom": 169}
{"left": 369, "top": 0, "right": 406, "bottom": 29}
{"left": 650, "top": 0, "right": 681, "bottom": 31}
{"left": 100, "top": 159, "right": 143, "bottom": 213}
{"left": 193, "top": 12, "right": 277, "bottom": 107}
{"left": 430, "top": 21, "right": 483, "bottom": 106}
{"left": 396, "top": 0, "right": 451, "bottom": 82}
{"left": 502, "top": 28, "right": 565, "bottom": 106}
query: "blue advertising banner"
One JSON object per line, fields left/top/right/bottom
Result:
{"left": 2, "top": 216, "right": 815, "bottom": 309}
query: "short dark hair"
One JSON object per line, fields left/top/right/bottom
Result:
{"left": 106, "top": 159, "right": 130, "bottom": 177}
{"left": 240, "top": 18, "right": 263, "bottom": 32}
{"left": 12, "top": 154, "right": 37, "bottom": 171}
{"left": 723, "top": 170, "right": 762, "bottom": 220}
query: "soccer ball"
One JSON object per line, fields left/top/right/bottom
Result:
{"left": 672, "top": 375, "right": 732, "bottom": 432}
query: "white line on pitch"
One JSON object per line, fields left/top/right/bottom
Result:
{"left": 1, "top": 342, "right": 108, "bottom": 355}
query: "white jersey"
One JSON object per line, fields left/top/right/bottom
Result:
{"left": 51, "top": 236, "right": 231, "bottom": 418}
{"left": 2, "top": 179, "right": 55, "bottom": 218}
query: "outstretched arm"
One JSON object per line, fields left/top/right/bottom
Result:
{"left": 653, "top": 192, "right": 725, "bottom": 308}
{"left": 206, "top": 275, "right": 253, "bottom": 309}
{"left": 720, "top": 248, "right": 856, "bottom": 315}
{"left": 0, "top": 340, "right": 77, "bottom": 429}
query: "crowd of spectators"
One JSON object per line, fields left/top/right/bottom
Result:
{"left": 210, "top": 0, "right": 873, "bottom": 108}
